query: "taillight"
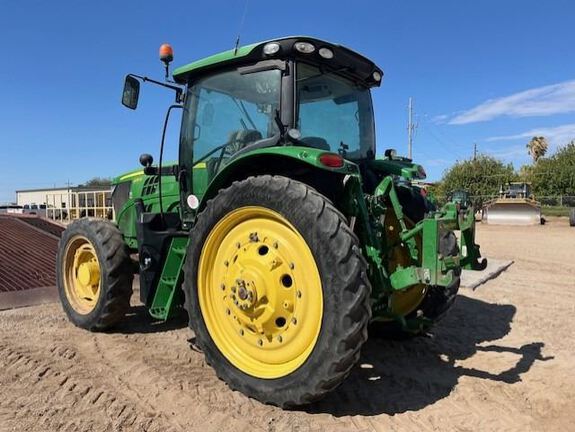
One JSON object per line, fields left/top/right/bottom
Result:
{"left": 319, "top": 153, "right": 344, "bottom": 168}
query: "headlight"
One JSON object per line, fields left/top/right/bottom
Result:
{"left": 263, "top": 42, "right": 281, "bottom": 55}
{"left": 372, "top": 71, "right": 382, "bottom": 82}
{"left": 294, "top": 41, "right": 315, "bottom": 54}
{"left": 318, "top": 47, "right": 334, "bottom": 59}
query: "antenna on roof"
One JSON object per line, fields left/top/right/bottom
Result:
{"left": 234, "top": 0, "right": 250, "bottom": 55}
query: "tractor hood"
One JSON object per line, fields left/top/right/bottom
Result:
{"left": 112, "top": 167, "right": 144, "bottom": 185}
{"left": 368, "top": 158, "right": 427, "bottom": 180}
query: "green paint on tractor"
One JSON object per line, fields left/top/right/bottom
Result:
{"left": 57, "top": 36, "right": 486, "bottom": 408}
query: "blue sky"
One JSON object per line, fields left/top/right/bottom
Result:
{"left": 1, "top": 0, "right": 574, "bottom": 202}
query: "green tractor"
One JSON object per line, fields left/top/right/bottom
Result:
{"left": 56, "top": 37, "right": 486, "bottom": 407}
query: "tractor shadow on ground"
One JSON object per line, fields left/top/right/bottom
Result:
{"left": 110, "top": 305, "right": 188, "bottom": 334}
{"left": 305, "top": 294, "right": 553, "bottom": 417}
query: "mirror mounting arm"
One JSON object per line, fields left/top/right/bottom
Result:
{"left": 129, "top": 73, "right": 184, "bottom": 103}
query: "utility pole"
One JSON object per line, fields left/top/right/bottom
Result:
{"left": 473, "top": 142, "right": 477, "bottom": 160}
{"left": 407, "top": 97, "right": 416, "bottom": 159}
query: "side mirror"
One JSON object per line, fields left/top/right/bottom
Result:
{"left": 122, "top": 75, "right": 140, "bottom": 110}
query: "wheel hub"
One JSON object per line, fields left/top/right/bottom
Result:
{"left": 77, "top": 261, "right": 100, "bottom": 287}
{"left": 223, "top": 239, "right": 297, "bottom": 339}
{"left": 233, "top": 278, "right": 256, "bottom": 310}
{"left": 62, "top": 236, "right": 102, "bottom": 314}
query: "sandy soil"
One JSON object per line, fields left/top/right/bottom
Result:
{"left": 1, "top": 218, "right": 574, "bottom": 431}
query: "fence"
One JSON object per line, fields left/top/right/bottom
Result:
{"left": 434, "top": 195, "right": 575, "bottom": 209}
{"left": 45, "top": 190, "right": 113, "bottom": 223}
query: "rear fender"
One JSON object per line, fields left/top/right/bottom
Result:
{"left": 197, "top": 146, "right": 359, "bottom": 211}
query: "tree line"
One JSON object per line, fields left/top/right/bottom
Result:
{"left": 432, "top": 139, "right": 575, "bottom": 208}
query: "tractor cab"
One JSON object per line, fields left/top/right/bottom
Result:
{"left": 171, "top": 37, "right": 383, "bottom": 218}
{"left": 501, "top": 182, "right": 532, "bottom": 199}
{"left": 120, "top": 37, "right": 385, "bottom": 217}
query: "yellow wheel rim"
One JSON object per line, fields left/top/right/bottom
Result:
{"left": 385, "top": 213, "right": 427, "bottom": 318}
{"left": 62, "top": 235, "right": 101, "bottom": 314}
{"left": 198, "top": 207, "right": 323, "bottom": 379}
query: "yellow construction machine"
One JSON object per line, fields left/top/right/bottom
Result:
{"left": 483, "top": 182, "right": 543, "bottom": 225}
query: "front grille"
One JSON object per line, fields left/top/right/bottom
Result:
{"left": 112, "top": 181, "right": 131, "bottom": 215}
{"left": 142, "top": 176, "right": 159, "bottom": 196}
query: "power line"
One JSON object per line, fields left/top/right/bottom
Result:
{"left": 418, "top": 114, "right": 469, "bottom": 160}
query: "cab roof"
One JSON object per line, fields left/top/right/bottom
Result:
{"left": 172, "top": 36, "right": 383, "bottom": 87}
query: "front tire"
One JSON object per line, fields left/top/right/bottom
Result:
{"left": 56, "top": 218, "right": 133, "bottom": 331}
{"left": 184, "top": 175, "right": 371, "bottom": 407}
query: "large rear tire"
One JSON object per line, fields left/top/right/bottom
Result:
{"left": 56, "top": 218, "right": 133, "bottom": 331}
{"left": 183, "top": 175, "right": 371, "bottom": 407}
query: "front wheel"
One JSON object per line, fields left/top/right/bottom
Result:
{"left": 56, "top": 218, "right": 133, "bottom": 331}
{"left": 183, "top": 175, "right": 371, "bottom": 407}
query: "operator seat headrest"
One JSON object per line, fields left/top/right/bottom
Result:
{"left": 229, "top": 129, "right": 263, "bottom": 146}
{"left": 300, "top": 136, "right": 330, "bottom": 151}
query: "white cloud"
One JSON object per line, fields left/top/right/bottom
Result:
{"left": 430, "top": 114, "right": 450, "bottom": 124}
{"left": 486, "top": 123, "right": 575, "bottom": 144}
{"left": 485, "top": 123, "right": 575, "bottom": 159}
{"left": 482, "top": 144, "right": 527, "bottom": 159}
{"left": 448, "top": 80, "right": 575, "bottom": 125}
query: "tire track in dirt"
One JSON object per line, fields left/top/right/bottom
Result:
{"left": 2, "top": 220, "right": 574, "bottom": 431}
{"left": 85, "top": 329, "right": 332, "bottom": 432}
{"left": 0, "top": 341, "right": 179, "bottom": 432}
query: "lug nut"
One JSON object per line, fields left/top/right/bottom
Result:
{"left": 291, "top": 317, "right": 297, "bottom": 325}
{"left": 221, "top": 283, "right": 225, "bottom": 291}
{"left": 257, "top": 339, "right": 263, "bottom": 346}
{"left": 224, "top": 260, "right": 229, "bottom": 267}
{"left": 226, "top": 308, "right": 230, "bottom": 315}
{"left": 239, "top": 329, "right": 244, "bottom": 336}
{"left": 277, "top": 336, "right": 283, "bottom": 343}
{"left": 289, "top": 263, "right": 295, "bottom": 270}
{"left": 297, "top": 290, "right": 302, "bottom": 298}
{"left": 273, "top": 242, "right": 278, "bottom": 249}
{"left": 236, "top": 242, "right": 241, "bottom": 248}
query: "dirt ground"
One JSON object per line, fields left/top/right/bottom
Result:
{"left": 1, "top": 218, "right": 574, "bottom": 432}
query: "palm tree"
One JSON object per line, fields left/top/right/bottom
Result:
{"left": 526, "top": 136, "right": 548, "bottom": 162}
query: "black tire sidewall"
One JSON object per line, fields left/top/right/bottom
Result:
{"left": 57, "top": 219, "right": 132, "bottom": 330}
{"left": 185, "top": 176, "right": 369, "bottom": 406}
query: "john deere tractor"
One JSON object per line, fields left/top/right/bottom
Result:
{"left": 57, "top": 37, "right": 485, "bottom": 407}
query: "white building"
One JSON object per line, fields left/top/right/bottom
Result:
{"left": 15, "top": 186, "right": 113, "bottom": 221}
{"left": 16, "top": 187, "right": 72, "bottom": 208}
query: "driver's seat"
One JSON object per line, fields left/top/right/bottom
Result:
{"left": 206, "top": 129, "right": 263, "bottom": 179}
{"left": 227, "top": 129, "right": 263, "bottom": 154}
